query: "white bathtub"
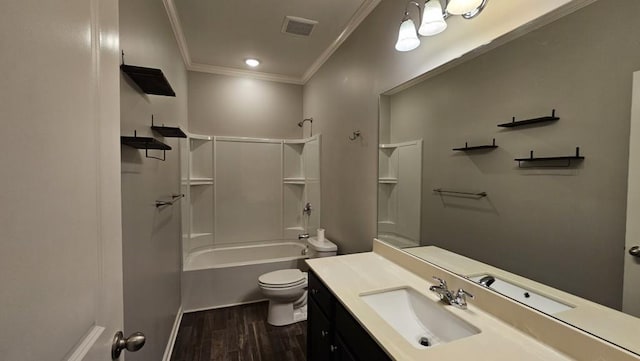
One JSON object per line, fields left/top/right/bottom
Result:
{"left": 182, "top": 241, "right": 308, "bottom": 312}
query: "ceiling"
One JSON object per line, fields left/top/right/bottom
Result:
{"left": 165, "top": 0, "right": 380, "bottom": 84}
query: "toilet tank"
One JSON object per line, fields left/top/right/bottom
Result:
{"left": 307, "top": 237, "right": 337, "bottom": 258}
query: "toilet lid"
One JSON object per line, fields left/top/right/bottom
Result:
{"left": 258, "top": 269, "right": 306, "bottom": 287}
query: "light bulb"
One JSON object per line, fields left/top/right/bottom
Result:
{"left": 419, "top": 0, "right": 447, "bottom": 36}
{"left": 446, "top": 0, "right": 483, "bottom": 15}
{"left": 245, "top": 58, "right": 260, "bottom": 67}
{"left": 395, "top": 18, "right": 420, "bottom": 52}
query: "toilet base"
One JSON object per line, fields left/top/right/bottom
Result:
{"left": 267, "top": 302, "right": 307, "bottom": 326}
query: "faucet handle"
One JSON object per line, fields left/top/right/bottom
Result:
{"left": 456, "top": 288, "right": 474, "bottom": 299}
{"left": 432, "top": 276, "right": 447, "bottom": 289}
{"left": 451, "top": 288, "right": 474, "bottom": 309}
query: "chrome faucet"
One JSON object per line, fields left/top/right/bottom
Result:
{"left": 429, "top": 276, "right": 474, "bottom": 309}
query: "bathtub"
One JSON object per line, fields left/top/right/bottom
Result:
{"left": 182, "top": 241, "right": 308, "bottom": 312}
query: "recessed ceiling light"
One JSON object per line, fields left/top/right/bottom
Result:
{"left": 245, "top": 58, "right": 260, "bottom": 67}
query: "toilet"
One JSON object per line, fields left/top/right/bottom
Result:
{"left": 258, "top": 237, "right": 337, "bottom": 326}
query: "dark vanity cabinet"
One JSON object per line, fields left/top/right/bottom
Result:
{"left": 307, "top": 271, "right": 392, "bottom": 361}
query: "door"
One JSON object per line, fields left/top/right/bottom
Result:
{"left": 624, "top": 71, "right": 640, "bottom": 317}
{"left": 0, "top": 0, "right": 125, "bottom": 360}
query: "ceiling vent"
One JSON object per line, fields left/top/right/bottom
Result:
{"left": 281, "top": 16, "right": 318, "bottom": 37}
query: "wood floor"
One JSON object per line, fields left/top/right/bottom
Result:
{"left": 170, "top": 302, "right": 307, "bottom": 361}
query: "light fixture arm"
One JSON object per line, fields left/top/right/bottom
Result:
{"left": 402, "top": 1, "right": 422, "bottom": 25}
{"left": 461, "top": 0, "right": 488, "bottom": 19}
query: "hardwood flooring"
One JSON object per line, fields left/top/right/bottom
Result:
{"left": 170, "top": 302, "right": 307, "bottom": 361}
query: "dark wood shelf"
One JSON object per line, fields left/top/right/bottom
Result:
{"left": 121, "top": 135, "right": 171, "bottom": 150}
{"left": 515, "top": 147, "right": 584, "bottom": 168}
{"left": 120, "top": 64, "right": 176, "bottom": 97}
{"left": 151, "top": 125, "right": 186, "bottom": 138}
{"left": 453, "top": 139, "right": 498, "bottom": 151}
{"left": 498, "top": 109, "right": 559, "bottom": 128}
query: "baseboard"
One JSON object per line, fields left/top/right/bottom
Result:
{"left": 162, "top": 306, "right": 183, "bottom": 361}
{"left": 183, "top": 299, "right": 267, "bottom": 314}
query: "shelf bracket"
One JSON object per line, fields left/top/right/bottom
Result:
{"left": 145, "top": 148, "right": 166, "bottom": 161}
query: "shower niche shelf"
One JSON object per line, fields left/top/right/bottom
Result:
{"left": 180, "top": 134, "right": 322, "bottom": 261}
{"left": 283, "top": 135, "right": 321, "bottom": 239}
{"left": 180, "top": 133, "right": 215, "bottom": 258}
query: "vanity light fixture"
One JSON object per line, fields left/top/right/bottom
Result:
{"left": 395, "top": 0, "right": 488, "bottom": 52}
{"left": 245, "top": 58, "right": 260, "bottom": 67}
{"left": 395, "top": 7, "right": 421, "bottom": 52}
{"left": 446, "top": 0, "right": 484, "bottom": 15}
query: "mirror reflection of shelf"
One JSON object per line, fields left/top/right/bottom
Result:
{"left": 452, "top": 139, "right": 498, "bottom": 151}
{"left": 285, "top": 226, "right": 305, "bottom": 232}
{"left": 378, "top": 140, "right": 422, "bottom": 243}
{"left": 378, "top": 177, "right": 398, "bottom": 184}
{"left": 284, "top": 177, "right": 305, "bottom": 185}
{"left": 189, "top": 178, "right": 213, "bottom": 186}
{"left": 378, "top": 220, "right": 395, "bottom": 225}
{"left": 497, "top": 109, "right": 559, "bottom": 128}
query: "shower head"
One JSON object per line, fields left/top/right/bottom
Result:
{"left": 298, "top": 118, "right": 313, "bottom": 127}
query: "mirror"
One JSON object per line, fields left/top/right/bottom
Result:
{"left": 378, "top": 0, "right": 640, "bottom": 354}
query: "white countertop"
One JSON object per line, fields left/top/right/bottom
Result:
{"left": 405, "top": 245, "right": 640, "bottom": 354}
{"left": 307, "top": 252, "right": 575, "bottom": 361}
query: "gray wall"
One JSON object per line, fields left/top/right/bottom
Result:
{"left": 303, "top": 0, "right": 489, "bottom": 254}
{"left": 303, "top": 0, "right": 638, "bottom": 306}
{"left": 188, "top": 71, "right": 302, "bottom": 138}
{"left": 120, "top": 0, "right": 187, "bottom": 359}
{"left": 388, "top": 0, "right": 640, "bottom": 308}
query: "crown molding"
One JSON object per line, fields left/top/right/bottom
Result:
{"left": 187, "top": 63, "right": 305, "bottom": 85}
{"left": 163, "top": 0, "right": 191, "bottom": 66}
{"left": 302, "top": 0, "right": 381, "bottom": 83}
{"left": 163, "top": 0, "right": 379, "bottom": 85}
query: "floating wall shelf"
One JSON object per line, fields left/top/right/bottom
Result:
{"left": 121, "top": 134, "right": 171, "bottom": 150}
{"left": 121, "top": 131, "right": 171, "bottom": 161}
{"left": 453, "top": 139, "right": 498, "bottom": 151}
{"left": 151, "top": 116, "right": 186, "bottom": 138}
{"left": 120, "top": 64, "right": 176, "bottom": 97}
{"left": 498, "top": 109, "right": 559, "bottom": 128}
{"left": 515, "top": 147, "right": 585, "bottom": 168}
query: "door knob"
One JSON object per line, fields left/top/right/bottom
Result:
{"left": 630, "top": 246, "right": 640, "bottom": 257}
{"left": 111, "top": 331, "right": 146, "bottom": 359}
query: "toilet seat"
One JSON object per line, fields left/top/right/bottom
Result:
{"left": 258, "top": 269, "right": 307, "bottom": 289}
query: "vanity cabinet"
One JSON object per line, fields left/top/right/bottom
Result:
{"left": 308, "top": 271, "right": 392, "bottom": 361}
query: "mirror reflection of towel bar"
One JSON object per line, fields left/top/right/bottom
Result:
{"left": 433, "top": 189, "right": 487, "bottom": 198}
{"left": 155, "top": 194, "right": 184, "bottom": 207}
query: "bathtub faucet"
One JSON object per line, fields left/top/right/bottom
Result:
{"left": 303, "top": 202, "right": 312, "bottom": 216}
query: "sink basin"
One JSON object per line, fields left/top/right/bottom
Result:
{"left": 470, "top": 275, "right": 574, "bottom": 315}
{"left": 360, "top": 287, "right": 480, "bottom": 348}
